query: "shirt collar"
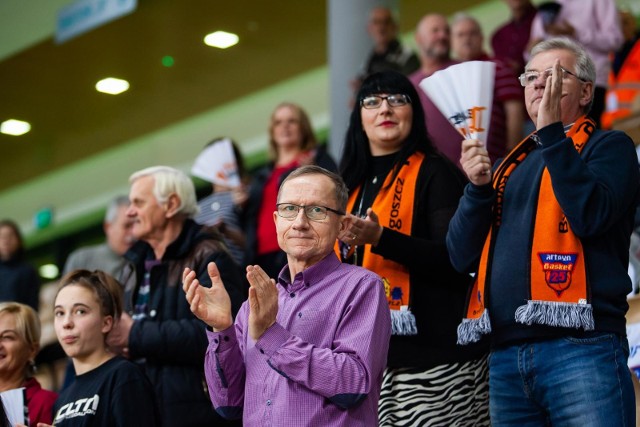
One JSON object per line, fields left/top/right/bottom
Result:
{"left": 277, "top": 252, "right": 341, "bottom": 290}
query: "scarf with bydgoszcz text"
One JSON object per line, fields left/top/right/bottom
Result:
{"left": 457, "top": 116, "right": 596, "bottom": 345}
{"left": 338, "top": 151, "right": 424, "bottom": 335}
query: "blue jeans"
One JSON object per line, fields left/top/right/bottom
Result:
{"left": 489, "top": 333, "right": 635, "bottom": 426}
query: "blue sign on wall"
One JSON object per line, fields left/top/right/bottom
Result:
{"left": 56, "top": 0, "right": 137, "bottom": 44}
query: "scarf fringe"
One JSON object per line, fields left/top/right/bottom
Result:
{"left": 515, "top": 300, "right": 595, "bottom": 330}
{"left": 390, "top": 308, "right": 418, "bottom": 336}
{"left": 457, "top": 309, "right": 491, "bottom": 345}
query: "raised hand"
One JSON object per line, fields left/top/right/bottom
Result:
{"left": 246, "top": 265, "right": 278, "bottom": 341}
{"left": 537, "top": 59, "right": 563, "bottom": 129}
{"left": 461, "top": 139, "right": 492, "bottom": 186}
{"left": 183, "top": 262, "right": 233, "bottom": 331}
{"left": 338, "top": 210, "right": 383, "bottom": 247}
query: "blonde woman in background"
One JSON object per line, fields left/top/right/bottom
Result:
{"left": 0, "top": 302, "right": 57, "bottom": 425}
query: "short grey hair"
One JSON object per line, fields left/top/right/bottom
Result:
{"left": 104, "top": 195, "right": 130, "bottom": 224}
{"left": 450, "top": 12, "right": 481, "bottom": 31}
{"left": 129, "top": 166, "right": 199, "bottom": 218}
{"left": 278, "top": 165, "right": 349, "bottom": 212}
{"left": 528, "top": 37, "right": 596, "bottom": 113}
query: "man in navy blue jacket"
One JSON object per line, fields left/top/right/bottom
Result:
{"left": 447, "top": 37, "right": 640, "bottom": 426}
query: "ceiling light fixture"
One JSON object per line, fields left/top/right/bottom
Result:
{"left": 95, "top": 77, "right": 130, "bottom": 95}
{"left": 0, "top": 119, "right": 31, "bottom": 136}
{"left": 204, "top": 31, "right": 239, "bottom": 49}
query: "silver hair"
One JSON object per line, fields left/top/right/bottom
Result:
{"left": 104, "top": 195, "right": 130, "bottom": 224}
{"left": 129, "top": 166, "right": 199, "bottom": 218}
{"left": 278, "top": 165, "right": 349, "bottom": 212}
{"left": 528, "top": 37, "right": 596, "bottom": 112}
{"left": 450, "top": 12, "right": 481, "bottom": 31}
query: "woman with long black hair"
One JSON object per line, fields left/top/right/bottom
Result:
{"left": 338, "top": 70, "right": 489, "bottom": 426}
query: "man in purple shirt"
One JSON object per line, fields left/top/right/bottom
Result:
{"left": 183, "top": 165, "right": 391, "bottom": 426}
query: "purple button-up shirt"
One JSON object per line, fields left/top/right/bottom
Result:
{"left": 204, "top": 253, "right": 391, "bottom": 426}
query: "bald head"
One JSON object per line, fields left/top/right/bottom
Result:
{"left": 415, "top": 14, "right": 450, "bottom": 63}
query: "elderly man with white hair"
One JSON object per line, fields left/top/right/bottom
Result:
{"left": 108, "top": 165, "right": 246, "bottom": 427}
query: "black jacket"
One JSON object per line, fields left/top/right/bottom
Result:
{"left": 347, "top": 153, "right": 488, "bottom": 368}
{"left": 0, "top": 257, "right": 40, "bottom": 311}
{"left": 120, "top": 219, "right": 246, "bottom": 427}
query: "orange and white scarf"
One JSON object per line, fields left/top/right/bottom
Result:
{"left": 458, "top": 116, "right": 596, "bottom": 345}
{"left": 340, "top": 152, "right": 424, "bottom": 335}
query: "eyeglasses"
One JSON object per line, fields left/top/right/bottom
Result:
{"left": 276, "top": 203, "right": 345, "bottom": 221}
{"left": 518, "top": 67, "right": 587, "bottom": 87}
{"left": 360, "top": 94, "right": 411, "bottom": 109}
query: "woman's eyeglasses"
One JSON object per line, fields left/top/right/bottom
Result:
{"left": 360, "top": 94, "right": 411, "bottom": 109}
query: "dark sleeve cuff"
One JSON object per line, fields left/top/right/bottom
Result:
{"left": 537, "top": 121, "right": 565, "bottom": 148}
{"left": 466, "top": 182, "right": 495, "bottom": 200}
{"left": 255, "top": 323, "right": 289, "bottom": 357}
{"left": 206, "top": 325, "right": 237, "bottom": 352}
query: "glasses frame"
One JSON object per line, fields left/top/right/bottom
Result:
{"left": 518, "top": 67, "right": 587, "bottom": 87}
{"left": 360, "top": 94, "right": 412, "bottom": 109}
{"left": 276, "top": 203, "right": 345, "bottom": 221}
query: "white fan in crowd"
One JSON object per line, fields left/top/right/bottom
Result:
{"left": 191, "top": 138, "right": 241, "bottom": 188}
{"left": 420, "top": 60, "right": 495, "bottom": 145}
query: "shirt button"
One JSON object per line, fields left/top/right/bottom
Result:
{"left": 260, "top": 349, "right": 264, "bottom": 354}
{"left": 298, "top": 312, "right": 302, "bottom": 318}
{"left": 290, "top": 292, "right": 295, "bottom": 298}
{"left": 223, "top": 336, "right": 229, "bottom": 342}
{"left": 266, "top": 400, "right": 271, "bottom": 406}
{"left": 150, "top": 309, "right": 157, "bottom": 317}
{"left": 214, "top": 338, "right": 219, "bottom": 344}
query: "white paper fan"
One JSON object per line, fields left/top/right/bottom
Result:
{"left": 419, "top": 61, "right": 495, "bottom": 145}
{"left": 191, "top": 138, "right": 241, "bottom": 187}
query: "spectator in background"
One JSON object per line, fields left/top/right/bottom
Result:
{"left": 60, "top": 196, "right": 135, "bottom": 390}
{"left": 63, "top": 195, "right": 134, "bottom": 278}
{"left": 409, "top": 14, "right": 465, "bottom": 168}
{"left": 47, "top": 270, "right": 159, "bottom": 427}
{"left": 0, "top": 302, "right": 57, "bottom": 426}
{"left": 184, "top": 165, "right": 391, "bottom": 426}
{"left": 451, "top": 13, "right": 525, "bottom": 158}
{"left": 602, "top": 10, "right": 640, "bottom": 130}
{"left": 491, "top": 0, "right": 538, "bottom": 76}
{"left": 351, "top": 7, "right": 420, "bottom": 96}
{"left": 0, "top": 220, "right": 39, "bottom": 311}
{"left": 243, "top": 103, "right": 337, "bottom": 279}
{"left": 107, "top": 166, "right": 246, "bottom": 427}
{"left": 339, "top": 71, "right": 489, "bottom": 426}
{"left": 529, "top": 0, "right": 624, "bottom": 127}
{"left": 192, "top": 137, "right": 248, "bottom": 266}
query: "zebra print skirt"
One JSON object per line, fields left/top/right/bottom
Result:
{"left": 378, "top": 356, "right": 490, "bottom": 426}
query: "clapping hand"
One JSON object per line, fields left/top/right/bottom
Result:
{"left": 246, "top": 265, "right": 278, "bottom": 341}
{"left": 183, "top": 262, "right": 233, "bottom": 331}
{"left": 338, "top": 209, "right": 382, "bottom": 247}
